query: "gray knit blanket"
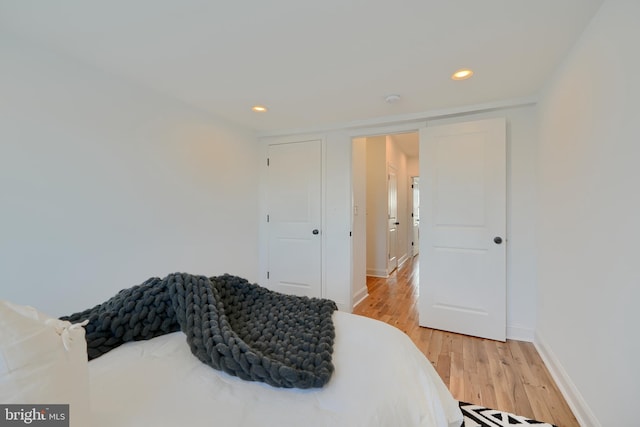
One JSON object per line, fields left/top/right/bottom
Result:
{"left": 62, "top": 273, "right": 338, "bottom": 389}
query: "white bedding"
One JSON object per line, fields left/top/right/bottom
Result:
{"left": 88, "top": 311, "right": 462, "bottom": 427}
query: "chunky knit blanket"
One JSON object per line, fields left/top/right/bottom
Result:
{"left": 62, "top": 273, "right": 338, "bottom": 389}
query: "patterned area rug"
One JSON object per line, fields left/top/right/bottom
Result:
{"left": 459, "top": 402, "right": 556, "bottom": 426}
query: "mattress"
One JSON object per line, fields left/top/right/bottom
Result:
{"left": 88, "top": 311, "right": 463, "bottom": 427}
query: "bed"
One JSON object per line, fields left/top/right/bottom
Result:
{"left": 88, "top": 311, "right": 462, "bottom": 427}
{"left": 1, "top": 275, "right": 463, "bottom": 427}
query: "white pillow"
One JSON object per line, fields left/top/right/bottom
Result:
{"left": 0, "top": 300, "right": 90, "bottom": 427}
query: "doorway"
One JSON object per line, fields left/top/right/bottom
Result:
{"left": 351, "top": 118, "right": 506, "bottom": 342}
{"left": 351, "top": 132, "right": 419, "bottom": 305}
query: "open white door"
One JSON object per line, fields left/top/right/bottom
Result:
{"left": 267, "top": 140, "right": 322, "bottom": 298}
{"left": 418, "top": 118, "right": 506, "bottom": 341}
{"left": 412, "top": 177, "right": 420, "bottom": 256}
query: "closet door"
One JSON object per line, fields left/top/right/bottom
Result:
{"left": 266, "top": 140, "right": 322, "bottom": 298}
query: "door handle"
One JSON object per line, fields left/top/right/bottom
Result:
{"left": 312, "top": 229, "right": 319, "bottom": 235}
{"left": 394, "top": 222, "right": 400, "bottom": 225}
{"left": 493, "top": 236, "right": 503, "bottom": 244}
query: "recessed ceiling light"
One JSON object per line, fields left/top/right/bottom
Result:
{"left": 451, "top": 69, "right": 474, "bottom": 80}
{"left": 252, "top": 105, "right": 268, "bottom": 112}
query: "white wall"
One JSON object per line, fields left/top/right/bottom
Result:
{"left": 536, "top": 1, "right": 639, "bottom": 425}
{"left": 365, "top": 136, "right": 388, "bottom": 276}
{"left": 0, "top": 33, "right": 260, "bottom": 317}
{"left": 407, "top": 157, "right": 419, "bottom": 178}
{"left": 323, "top": 131, "right": 353, "bottom": 310}
{"left": 428, "top": 105, "right": 539, "bottom": 340}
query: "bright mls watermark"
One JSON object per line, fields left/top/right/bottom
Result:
{"left": 0, "top": 405, "right": 69, "bottom": 426}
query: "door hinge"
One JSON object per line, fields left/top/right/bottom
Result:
{"left": 267, "top": 271, "right": 270, "bottom": 279}
{"left": 411, "top": 241, "right": 414, "bottom": 246}
{"left": 267, "top": 158, "right": 270, "bottom": 166}
{"left": 267, "top": 214, "right": 270, "bottom": 222}
{"left": 349, "top": 231, "right": 352, "bottom": 237}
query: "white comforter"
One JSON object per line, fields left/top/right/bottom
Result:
{"left": 89, "top": 311, "right": 462, "bottom": 427}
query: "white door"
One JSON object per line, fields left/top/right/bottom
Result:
{"left": 267, "top": 140, "right": 322, "bottom": 298}
{"left": 387, "top": 166, "right": 398, "bottom": 274}
{"left": 418, "top": 118, "right": 506, "bottom": 341}
{"left": 412, "top": 177, "right": 420, "bottom": 256}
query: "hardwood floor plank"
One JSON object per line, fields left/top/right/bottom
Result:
{"left": 485, "top": 339, "right": 517, "bottom": 413}
{"left": 449, "top": 346, "right": 465, "bottom": 399}
{"left": 353, "top": 256, "right": 578, "bottom": 427}
{"left": 436, "top": 352, "right": 451, "bottom": 388}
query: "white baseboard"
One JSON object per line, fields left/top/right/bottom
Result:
{"left": 398, "top": 253, "right": 409, "bottom": 267}
{"left": 506, "top": 324, "right": 535, "bottom": 342}
{"left": 352, "top": 287, "right": 368, "bottom": 309}
{"left": 534, "top": 332, "right": 601, "bottom": 427}
{"left": 366, "top": 269, "right": 388, "bottom": 278}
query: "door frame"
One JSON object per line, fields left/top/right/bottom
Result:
{"left": 349, "top": 119, "right": 508, "bottom": 327}
{"left": 258, "top": 133, "right": 327, "bottom": 297}
{"left": 349, "top": 123, "right": 424, "bottom": 310}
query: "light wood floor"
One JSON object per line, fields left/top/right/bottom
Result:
{"left": 353, "top": 256, "right": 578, "bottom": 427}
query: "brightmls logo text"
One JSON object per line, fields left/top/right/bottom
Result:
{"left": 0, "top": 405, "right": 68, "bottom": 427}
{"left": 4, "top": 408, "right": 45, "bottom": 424}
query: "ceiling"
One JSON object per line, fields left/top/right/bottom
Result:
{"left": 0, "top": 0, "right": 603, "bottom": 133}
{"left": 389, "top": 133, "right": 419, "bottom": 159}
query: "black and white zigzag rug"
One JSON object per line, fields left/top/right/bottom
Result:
{"left": 459, "top": 402, "right": 556, "bottom": 426}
